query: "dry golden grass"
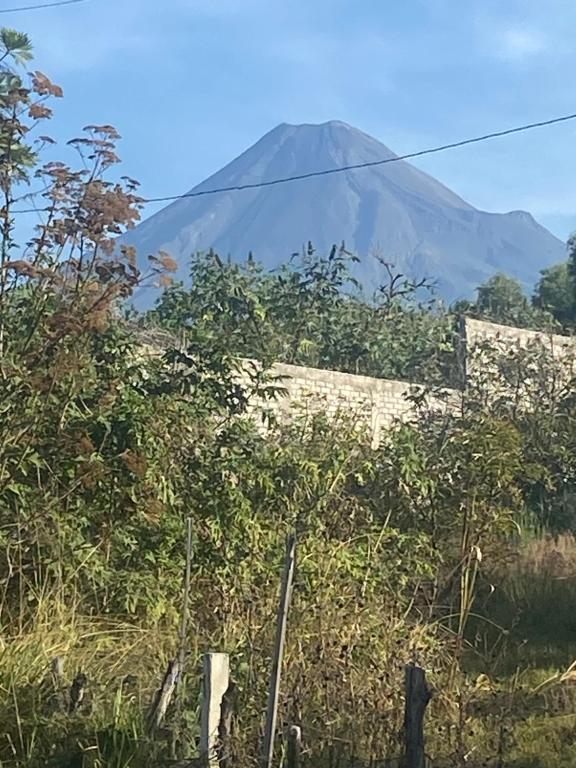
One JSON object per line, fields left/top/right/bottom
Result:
{"left": 514, "top": 533, "right": 576, "bottom": 579}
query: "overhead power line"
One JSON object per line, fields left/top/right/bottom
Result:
{"left": 143, "top": 112, "right": 576, "bottom": 204}
{"left": 11, "top": 111, "right": 576, "bottom": 214}
{"left": 0, "top": 0, "right": 85, "bottom": 13}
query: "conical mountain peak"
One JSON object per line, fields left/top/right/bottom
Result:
{"left": 120, "top": 121, "right": 564, "bottom": 308}
{"left": 273, "top": 119, "right": 359, "bottom": 134}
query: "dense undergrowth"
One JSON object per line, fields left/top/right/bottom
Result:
{"left": 2, "top": 27, "right": 576, "bottom": 768}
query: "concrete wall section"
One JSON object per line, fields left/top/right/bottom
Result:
{"left": 464, "top": 318, "right": 574, "bottom": 356}
{"left": 138, "top": 317, "right": 575, "bottom": 446}
{"left": 242, "top": 361, "right": 454, "bottom": 447}
{"left": 267, "top": 362, "right": 415, "bottom": 443}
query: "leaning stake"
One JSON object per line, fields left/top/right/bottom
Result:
{"left": 262, "top": 534, "right": 297, "bottom": 768}
{"left": 178, "top": 517, "right": 193, "bottom": 681}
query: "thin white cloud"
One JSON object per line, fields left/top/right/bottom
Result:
{"left": 473, "top": 7, "right": 550, "bottom": 64}
{"left": 496, "top": 26, "right": 547, "bottom": 61}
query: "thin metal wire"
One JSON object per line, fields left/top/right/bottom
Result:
{"left": 12, "top": 111, "right": 576, "bottom": 215}
{"left": 0, "top": 0, "right": 86, "bottom": 14}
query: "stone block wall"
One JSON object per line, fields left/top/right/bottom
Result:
{"left": 464, "top": 317, "right": 574, "bottom": 357}
{"left": 250, "top": 361, "right": 423, "bottom": 447}
{"left": 462, "top": 317, "right": 576, "bottom": 383}
{"left": 138, "top": 317, "right": 575, "bottom": 447}
{"left": 243, "top": 319, "right": 575, "bottom": 443}
{"left": 241, "top": 360, "right": 459, "bottom": 448}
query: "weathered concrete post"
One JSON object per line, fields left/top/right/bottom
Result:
{"left": 200, "top": 652, "right": 230, "bottom": 767}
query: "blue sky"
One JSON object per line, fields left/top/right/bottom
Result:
{"left": 7, "top": 0, "right": 576, "bottom": 242}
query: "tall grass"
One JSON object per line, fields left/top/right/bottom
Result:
{"left": 503, "top": 533, "right": 576, "bottom": 640}
{"left": 0, "top": 598, "right": 174, "bottom": 768}
{"left": 5, "top": 540, "right": 576, "bottom": 767}
{"left": 0, "top": 566, "right": 444, "bottom": 767}
{"left": 476, "top": 531, "right": 576, "bottom": 676}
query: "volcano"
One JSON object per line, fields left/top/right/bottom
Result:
{"left": 121, "top": 120, "right": 565, "bottom": 306}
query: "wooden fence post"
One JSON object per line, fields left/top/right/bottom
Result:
{"left": 178, "top": 516, "right": 193, "bottom": 677}
{"left": 403, "top": 663, "right": 432, "bottom": 768}
{"left": 147, "top": 659, "right": 180, "bottom": 733}
{"left": 68, "top": 671, "right": 87, "bottom": 714}
{"left": 262, "top": 534, "right": 297, "bottom": 768}
{"left": 200, "top": 652, "right": 230, "bottom": 767}
{"left": 285, "top": 724, "right": 302, "bottom": 768}
{"left": 174, "top": 515, "right": 193, "bottom": 743}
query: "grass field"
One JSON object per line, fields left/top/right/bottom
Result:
{"left": 2, "top": 533, "right": 576, "bottom": 767}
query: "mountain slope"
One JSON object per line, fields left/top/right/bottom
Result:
{"left": 121, "top": 120, "right": 565, "bottom": 306}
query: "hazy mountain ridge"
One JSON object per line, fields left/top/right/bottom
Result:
{"left": 121, "top": 120, "right": 565, "bottom": 306}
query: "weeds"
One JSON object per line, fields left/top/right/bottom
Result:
{"left": 2, "top": 23, "right": 576, "bottom": 768}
